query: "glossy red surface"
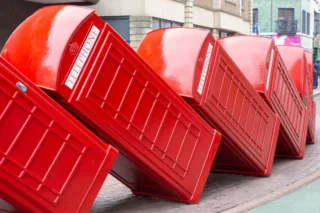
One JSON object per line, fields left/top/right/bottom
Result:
{"left": 218, "top": 36, "right": 308, "bottom": 158}
{"left": 0, "top": 56, "right": 118, "bottom": 213}
{"left": 277, "top": 46, "right": 306, "bottom": 96}
{"left": 305, "top": 51, "right": 314, "bottom": 87}
{"left": 137, "top": 28, "right": 281, "bottom": 176}
{"left": 2, "top": 5, "right": 93, "bottom": 91}
{"left": 278, "top": 46, "right": 313, "bottom": 145}
{"left": 312, "top": 100, "right": 316, "bottom": 140}
{"left": 304, "top": 51, "right": 316, "bottom": 144}
{"left": 2, "top": 6, "right": 222, "bottom": 203}
{"left": 218, "top": 36, "right": 272, "bottom": 93}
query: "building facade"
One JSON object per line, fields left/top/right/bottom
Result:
{"left": 89, "top": 0, "right": 252, "bottom": 48}
{"left": 0, "top": 0, "right": 99, "bottom": 49}
{"left": 253, "top": 0, "right": 320, "bottom": 54}
{"left": 0, "top": 0, "right": 252, "bottom": 50}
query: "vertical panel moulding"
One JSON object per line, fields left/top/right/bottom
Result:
{"left": 266, "top": 48, "right": 275, "bottom": 94}
{"left": 197, "top": 43, "right": 213, "bottom": 95}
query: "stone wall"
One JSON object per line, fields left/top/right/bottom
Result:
{"left": 130, "top": 16, "right": 152, "bottom": 49}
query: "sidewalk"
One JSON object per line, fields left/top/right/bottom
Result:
{"left": 90, "top": 93, "right": 320, "bottom": 213}
{"left": 314, "top": 88, "right": 320, "bottom": 97}
{"left": 249, "top": 179, "right": 320, "bottom": 213}
{"left": 247, "top": 89, "right": 320, "bottom": 213}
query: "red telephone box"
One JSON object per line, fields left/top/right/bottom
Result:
{"left": 1, "top": 6, "right": 222, "bottom": 203}
{"left": 278, "top": 46, "right": 314, "bottom": 145}
{"left": 277, "top": 46, "right": 307, "bottom": 98}
{"left": 305, "top": 51, "right": 316, "bottom": 144}
{"left": 137, "top": 28, "right": 281, "bottom": 176}
{"left": 305, "top": 51, "right": 314, "bottom": 87}
{"left": 218, "top": 36, "right": 308, "bottom": 157}
{"left": 0, "top": 56, "right": 118, "bottom": 213}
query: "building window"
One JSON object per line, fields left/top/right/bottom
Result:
{"left": 302, "top": 10, "right": 306, "bottom": 34}
{"left": 277, "top": 8, "right": 297, "bottom": 34}
{"left": 194, "top": 25, "right": 213, "bottom": 34}
{"left": 240, "top": 0, "right": 244, "bottom": 9}
{"left": 152, "top": 18, "right": 183, "bottom": 30}
{"left": 102, "top": 16, "right": 130, "bottom": 43}
{"left": 253, "top": 9, "right": 258, "bottom": 25}
{"left": 219, "top": 31, "right": 235, "bottom": 38}
{"left": 307, "top": 12, "right": 310, "bottom": 35}
{"left": 279, "top": 8, "right": 294, "bottom": 21}
{"left": 315, "top": 12, "right": 320, "bottom": 35}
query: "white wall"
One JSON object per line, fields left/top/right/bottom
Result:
{"left": 145, "top": 0, "right": 185, "bottom": 22}
{"left": 89, "top": 0, "right": 184, "bottom": 23}
{"left": 300, "top": 33, "right": 313, "bottom": 51}
{"left": 314, "top": 0, "right": 320, "bottom": 13}
{"left": 193, "top": 6, "right": 214, "bottom": 27}
{"left": 214, "top": 11, "right": 250, "bottom": 34}
{"left": 89, "top": 0, "right": 250, "bottom": 35}
{"left": 88, "top": 0, "right": 145, "bottom": 16}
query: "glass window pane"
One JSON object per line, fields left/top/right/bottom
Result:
{"left": 303, "top": 10, "right": 306, "bottom": 33}
{"left": 279, "top": 9, "right": 285, "bottom": 19}
{"left": 172, "top": 22, "right": 182, "bottom": 27}
{"left": 152, "top": 19, "right": 160, "bottom": 30}
{"left": 220, "top": 31, "right": 228, "bottom": 38}
{"left": 160, "top": 20, "right": 171, "bottom": 28}
{"left": 307, "top": 13, "right": 310, "bottom": 35}
{"left": 253, "top": 9, "right": 258, "bottom": 24}
{"left": 286, "top": 9, "right": 294, "bottom": 20}
{"left": 103, "top": 17, "right": 130, "bottom": 43}
{"left": 153, "top": 18, "right": 182, "bottom": 29}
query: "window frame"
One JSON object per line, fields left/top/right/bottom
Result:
{"left": 152, "top": 18, "right": 183, "bottom": 30}
{"left": 302, "top": 10, "right": 306, "bottom": 34}
{"left": 101, "top": 16, "right": 130, "bottom": 43}
{"left": 253, "top": 8, "right": 258, "bottom": 25}
{"left": 194, "top": 25, "right": 213, "bottom": 34}
{"left": 307, "top": 12, "right": 310, "bottom": 35}
{"left": 240, "top": 0, "right": 244, "bottom": 9}
{"left": 278, "top": 8, "right": 295, "bottom": 21}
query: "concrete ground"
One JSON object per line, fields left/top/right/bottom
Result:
{"left": 90, "top": 91, "right": 320, "bottom": 213}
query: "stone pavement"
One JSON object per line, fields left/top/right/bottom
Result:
{"left": 90, "top": 94, "right": 320, "bottom": 213}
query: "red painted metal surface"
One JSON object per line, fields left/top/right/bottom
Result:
{"left": 137, "top": 28, "right": 281, "bottom": 176}
{"left": 0, "top": 56, "right": 118, "bottom": 213}
{"left": 312, "top": 100, "right": 316, "bottom": 138}
{"left": 2, "top": 6, "right": 222, "bottom": 203}
{"left": 304, "top": 53, "right": 316, "bottom": 144}
{"left": 304, "top": 52, "right": 316, "bottom": 144}
{"left": 277, "top": 46, "right": 306, "bottom": 98}
{"left": 305, "top": 51, "right": 314, "bottom": 87}
{"left": 218, "top": 36, "right": 308, "bottom": 158}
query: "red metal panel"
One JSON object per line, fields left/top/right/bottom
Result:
{"left": 137, "top": 28, "right": 281, "bottom": 176}
{"left": 218, "top": 36, "right": 308, "bottom": 158}
{"left": 305, "top": 51, "right": 314, "bottom": 87}
{"left": 2, "top": 6, "right": 222, "bottom": 203}
{"left": 304, "top": 53, "right": 315, "bottom": 144}
{"left": 0, "top": 56, "right": 118, "bottom": 213}
{"left": 277, "top": 46, "right": 312, "bottom": 146}
{"left": 277, "top": 46, "right": 306, "bottom": 98}
{"left": 312, "top": 100, "right": 316, "bottom": 138}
